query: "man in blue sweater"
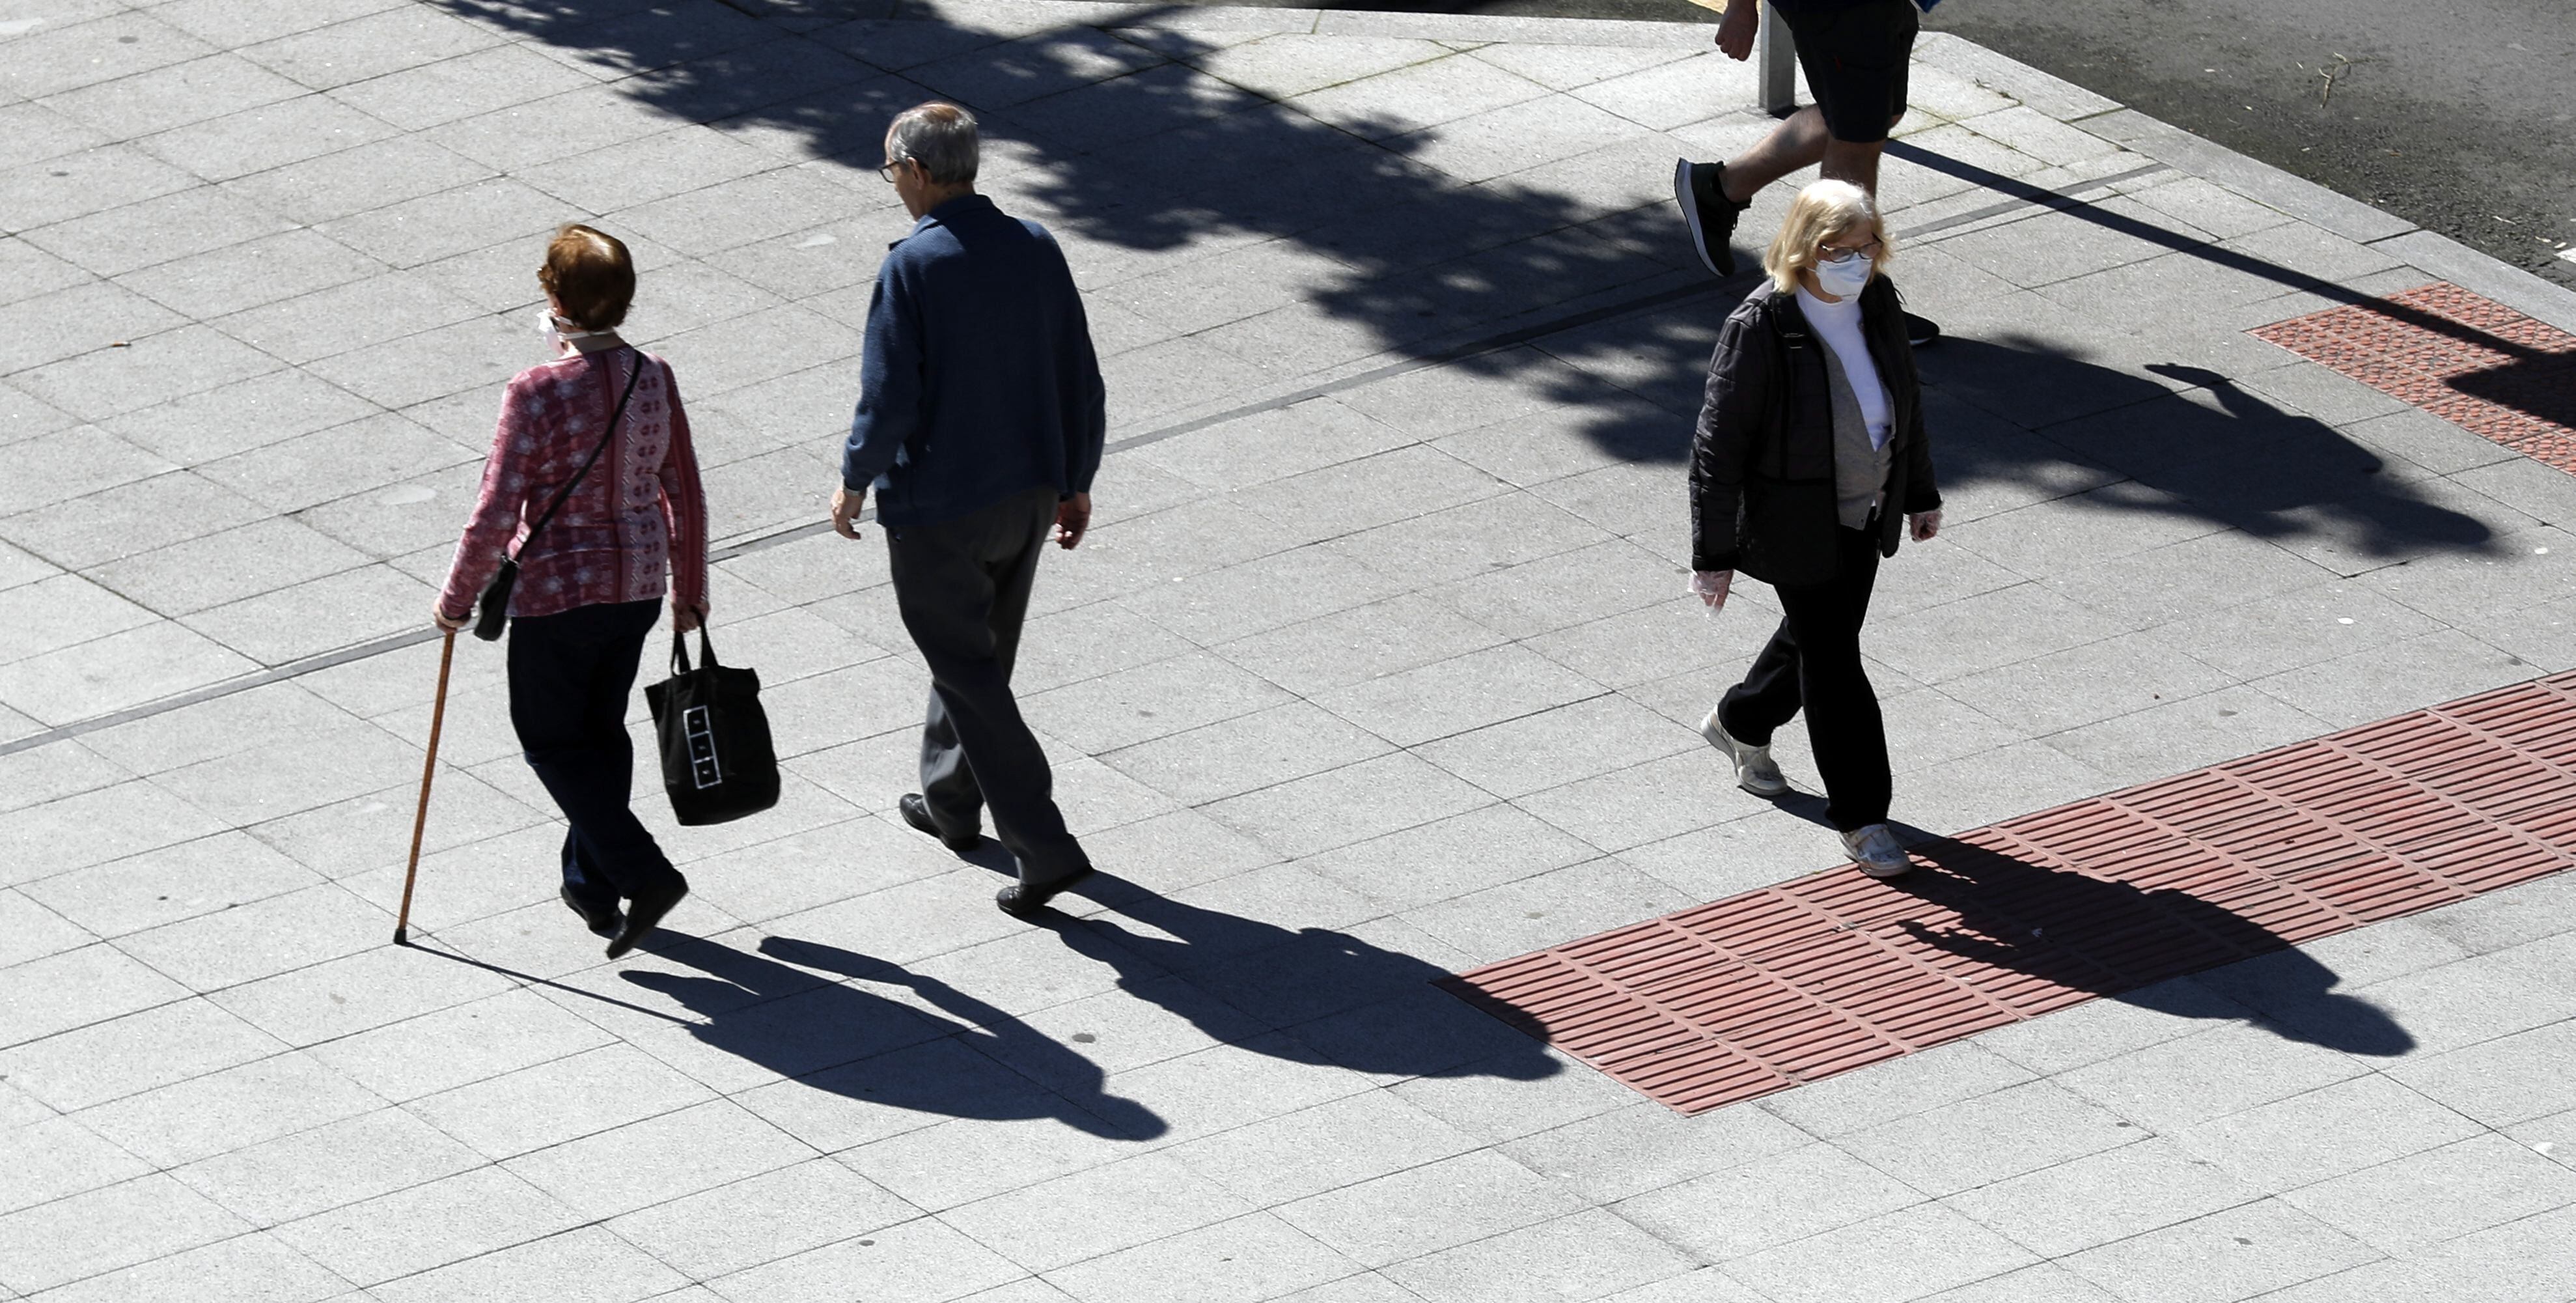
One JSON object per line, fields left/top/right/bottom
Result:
{"left": 831, "top": 101, "right": 1107, "bottom": 918}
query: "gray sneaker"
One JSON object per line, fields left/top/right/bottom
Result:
{"left": 1839, "top": 824, "right": 1913, "bottom": 879}
{"left": 1700, "top": 707, "right": 1788, "bottom": 797}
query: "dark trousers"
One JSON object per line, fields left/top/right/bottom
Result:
{"left": 886, "top": 486, "right": 1089, "bottom": 888}
{"left": 1717, "top": 525, "right": 1892, "bottom": 832}
{"left": 508, "top": 598, "right": 686, "bottom": 911}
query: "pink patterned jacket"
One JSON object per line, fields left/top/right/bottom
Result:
{"left": 437, "top": 343, "right": 708, "bottom": 623}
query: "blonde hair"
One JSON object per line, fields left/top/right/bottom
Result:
{"left": 1762, "top": 180, "right": 1894, "bottom": 295}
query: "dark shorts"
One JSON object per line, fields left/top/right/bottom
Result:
{"left": 1779, "top": 0, "right": 1919, "bottom": 145}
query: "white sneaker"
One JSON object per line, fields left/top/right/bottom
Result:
{"left": 1839, "top": 824, "right": 1913, "bottom": 879}
{"left": 1700, "top": 707, "right": 1788, "bottom": 797}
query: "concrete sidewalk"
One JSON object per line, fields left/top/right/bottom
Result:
{"left": 3, "top": 1, "right": 2575, "bottom": 1300}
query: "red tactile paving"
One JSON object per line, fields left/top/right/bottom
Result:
{"left": 2250, "top": 281, "right": 2576, "bottom": 473}
{"left": 1440, "top": 671, "right": 2576, "bottom": 1114}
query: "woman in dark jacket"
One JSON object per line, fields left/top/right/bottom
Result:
{"left": 1688, "top": 179, "right": 1941, "bottom": 878}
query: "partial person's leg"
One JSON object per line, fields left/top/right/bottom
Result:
{"left": 1717, "top": 107, "right": 1833, "bottom": 204}
{"left": 1718, "top": 618, "right": 1808, "bottom": 747}
{"left": 510, "top": 600, "right": 682, "bottom": 905}
{"left": 917, "top": 689, "right": 982, "bottom": 835}
{"left": 891, "top": 490, "right": 1088, "bottom": 886}
{"left": 1784, "top": 529, "right": 1890, "bottom": 831}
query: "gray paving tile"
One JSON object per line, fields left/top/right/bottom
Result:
{"left": 947, "top": 1151, "right": 1256, "bottom": 1272}
{"left": 223, "top": 134, "right": 497, "bottom": 227}
{"left": 240, "top": 6, "right": 506, "bottom": 92}
{"left": 0, "top": 939, "right": 192, "bottom": 1050}
{"left": 1388, "top": 1207, "right": 1698, "bottom": 1302}
{"left": 402, "top": 1041, "right": 717, "bottom": 1161}
{"left": 0, "top": 1172, "right": 251, "bottom": 1296}
{"left": 506, "top": 1097, "right": 818, "bottom": 1222}
{"left": 2282, "top": 1132, "right": 2576, "bottom": 1257}
{"left": 0, "top": 12, "right": 219, "bottom": 102}
{"left": 370, "top": 1224, "right": 687, "bottom": 1303}
{"left": 1294, "top": 801, "right": 1598, "bottom": 914}
{"left": 2059, "top": 1198, "right": 2381, "bottom": 1303}
{"left": 3, "top": 1113, "right": 152, "bottom": 1217}
{"left": 1204, "top": 751, "right": 1493, "bottom": 860}
{"left": 1170, "top": 1088, "right": 1481, "bottom": 1207}
{"left": 1501, "top": 1096, "right": 1806, "bottom": 1205}
{"left": 172, "top": 1105, "right": 484, "bottom": 1226}
{"left": 606, "top": 1156, "right": 918, "bottom": 1282}
{"left": 1046, "top": 1211, "right": 1357, "bottom": 1303}
{"left": 1103, "top": 701, "right": 1396, "bottom": 806}
{"left": 707, "top": 1214, "right": 1026, "bottom": 1303}
{"left": 1618, "top": 1140, "right": 1928, "bottom": 1263}
{"left": 1944, "top": 1136, "right": 2266, "bottom": 1259}
{"left": 1277, "top": 1148, "right": 1586, "bottom": 1269}
{"left": 1316, "top": 644, "right": 1605, "bottom": 749}
{"left": 21, "top": 1229, "right": 352, "bottom": 1303}
{"left": 1836, "top": 1078, "right": 2142, "bottom": 1198}
{"left": 2055, "top": 1019, "right": 2371, "bottom": 1133}
{"left": 1404, "top": 856, "right": 1692, "bottom": 966}
{"left": 1720, "top": 1201, "right": 2038, "bottom": 1303}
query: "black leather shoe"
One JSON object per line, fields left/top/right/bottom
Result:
{"left": 560, "top": 885, "right": 621, "bottom": 938}
{"left": 605, "top": 881, "right": 687, "bottom": 960}
{"left": 995, "top": 867, "right": 1097, "bottom": 919}
{"left": 1674, "top": 158, "right": 1749, "bottom": 277}
{"left": 898, "top": 792, "right": 981, "bottom": 852}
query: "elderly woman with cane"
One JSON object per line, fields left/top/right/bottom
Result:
{"left": 1688, "top": 179, "right": 1941, "bottom": 879}
{"left": 429, "top": 223, "right": 709, "bottom": 959}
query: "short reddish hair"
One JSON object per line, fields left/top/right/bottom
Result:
{"left": 538, "top": 223, "right": 634, "bottom": 331}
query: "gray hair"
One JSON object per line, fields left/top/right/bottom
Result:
{"left": 886, "top": 102, "right": 979, "bottom": 186}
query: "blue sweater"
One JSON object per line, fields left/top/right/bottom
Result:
{"left": 842, "top": 195, "right": 1107, "bottom": 525}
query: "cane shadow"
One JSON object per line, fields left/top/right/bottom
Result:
{"left": 618, "top": 929, "right": 1167, "bottom": 1138}
{"left": 997, "top": 877, "right": 1568, "bottom": 1083}
{"left": 1890, "top": 841, "right": 2415, "bottom": 1056}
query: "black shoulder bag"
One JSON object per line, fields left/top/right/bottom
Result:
{"left": 644, "top": 628, "right": 780, "bottom": 825}
{"left": 471, "top": 350, "right": 646, "bottom": 641}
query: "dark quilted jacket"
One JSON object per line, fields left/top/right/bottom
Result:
{"left": 1688, "top": 276, "right": 1940, "bottom": 581}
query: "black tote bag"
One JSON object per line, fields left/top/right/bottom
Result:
{"left": 644, "top": 628, "right": 780, "bottom": 826}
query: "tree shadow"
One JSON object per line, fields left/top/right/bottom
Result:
{"left": 617, "top": 928, "right": 1170, "bottom": 1137}
{"left": 1893, "top": 838, "right": 2414, "bottom": 1056}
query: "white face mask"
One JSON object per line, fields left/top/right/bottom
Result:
{"left": 538, "top": 309, "right": 569, "bottom": 357}
{"left": 1814, "top": 253, "right": 1873, "bottom": 299}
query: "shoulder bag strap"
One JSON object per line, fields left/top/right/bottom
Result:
{"left": 514, "top": 347, "right": 646, "bottom": 560}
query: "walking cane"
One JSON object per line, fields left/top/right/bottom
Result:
{"left": 394, "top": 629, "right": 457, "bottom": 946}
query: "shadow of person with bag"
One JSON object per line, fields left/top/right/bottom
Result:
{"left": 620, "top": 930, "right": 1167, "bottom": 1138}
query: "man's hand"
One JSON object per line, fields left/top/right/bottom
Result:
{"left": 431, "top": 601, "right": 469, "bottom": 633}
{"left": 672, "top": 600, "right": 705, "bottom": 634}
{"left": 1690, "top": 569, "right": 1734, "bottom": 613}
{"left": 1054, "top": 492, "right": 1091, "bottom": 550}
{"left": 1715, "top": 0, "right": 1758, "bottom": 61}
{"left": 1909, "top": 510, "right": 1943, "bottom": 542}
{"left": 830, "top": 485, "right": 866, "bottom": 540}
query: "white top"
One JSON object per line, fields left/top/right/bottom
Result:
{"left": 1796, "top": 285, "right": 1891, "bottom": 449}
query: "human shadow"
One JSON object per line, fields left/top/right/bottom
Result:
{"left": 1891, "top": 838, "right": 2415, "bottom": 1056}
{"left": 1017, "top": 877, "right": 1565, "bottom": 1082}
{"left": 618, "top": 929, "right": 1167, "bottom": 1137}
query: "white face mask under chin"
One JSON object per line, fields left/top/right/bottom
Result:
{"left": 538, "top": 309, "right": 570, "bottom": 357}
{"left": 1813, "top": 256, "right": 1873, "bottom": 299}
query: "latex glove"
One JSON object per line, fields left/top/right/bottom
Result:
{"left": 1909, "top": 510, "right": 1943, "bottom": 542}
{"left": 1689, "top": 569, "right": 1734, "bottom": 614}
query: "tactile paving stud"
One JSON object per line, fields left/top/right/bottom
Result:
{"left": 1439, "top": 671, "right": 2576, "bottom": 1114}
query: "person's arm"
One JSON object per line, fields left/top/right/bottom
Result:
{"left": 654, "top": 359, "right": 710, "bottom": 630}
{"left": 432, "top": 374, "right": 540, "bottom": 625}
{"left": 1715, "top": 0, "right": 1758, "bottom": 60}
{"left": 1898, "top": 335, "right": 1941, "bottom": 539}
{"left": 1691, "top": 311, "right": 1771, "bottom": 578}
{"left": 1058, "top": 260, "right": 1105, "bottom": 551}
{"left": 842, "top": 255, "right": 924, "bottom": 495}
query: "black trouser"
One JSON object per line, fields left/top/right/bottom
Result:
{"left": 886, "top": 486, "right": 1089, "bottom": 888}
{"left": 508, "top": 598, "right": 686, "bottom": 912}
{"left": 1717, "top": 525, "right": 1891, "bottom": 832}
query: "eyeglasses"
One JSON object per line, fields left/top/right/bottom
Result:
{"left": 877, "top": 157, "right": 912, "bottom": 184}
{"left": 1817, "top": 238, "right": 1883, "bottom": 266}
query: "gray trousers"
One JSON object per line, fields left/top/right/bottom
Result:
{"left": 885, "top": 485, "right": 1089, "bottom": 887}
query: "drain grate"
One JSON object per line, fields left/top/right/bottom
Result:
{"left": 2251, "top": 282, "right": 2576, "bottom": 473}
{"left": 1441, "top": 671, "right": 2576, "bottom": 1114}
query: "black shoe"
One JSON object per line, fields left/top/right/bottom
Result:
{"left": 1904, "top": 311, "right": 1942, "bottom": 348}
{"left": 560, "top": 885, "right": 621, "bottom": 938}
{"left": 995, "top": 867, "right": 1097, "bottom": 919}
{"left": 898, "top": 792, "right": 981, "bottom": 852}
{"left": 605, "top": 881, "right": 686, "bottom": 960}
{"left": 1674, "top": 158, "right": 1748, "bottom": 277}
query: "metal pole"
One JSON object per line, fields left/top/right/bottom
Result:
{"left": 1756, "top": 0, "right": 1797, "bottom": 117}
